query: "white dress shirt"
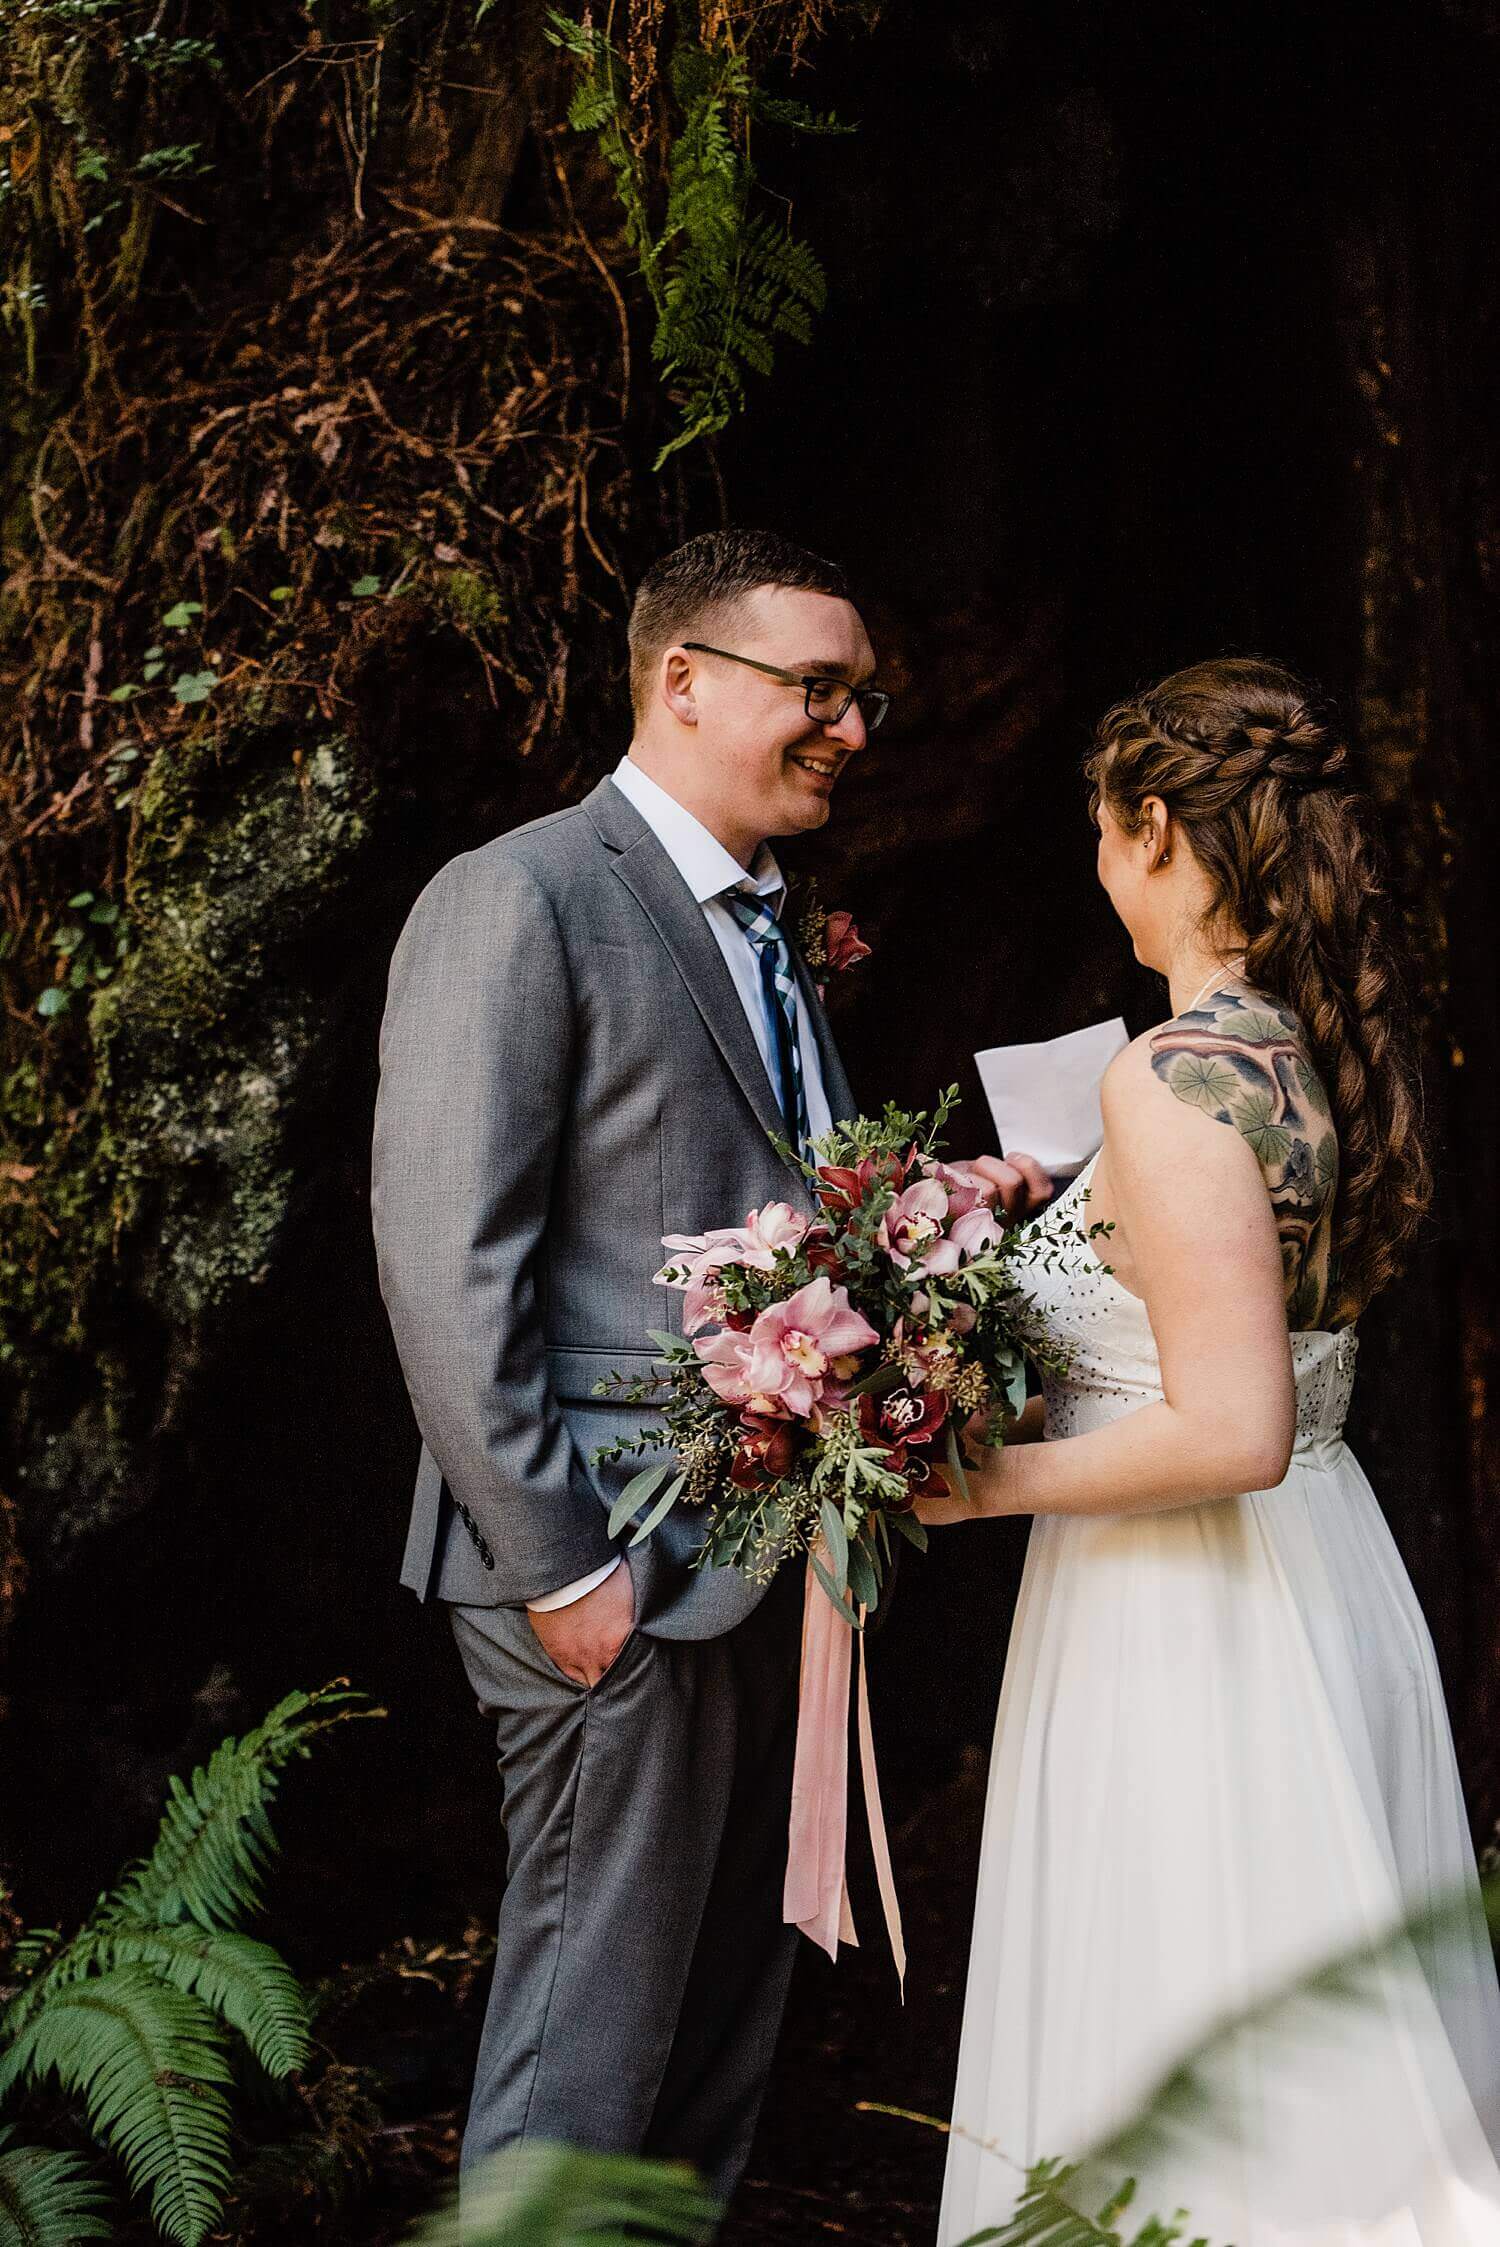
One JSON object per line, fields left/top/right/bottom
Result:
{"left": 527, "top": 756, "right": 834, "bottom": 1613}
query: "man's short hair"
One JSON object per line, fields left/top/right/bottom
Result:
{"left": 627, "top": 528, "right": 851, "bottom": 716}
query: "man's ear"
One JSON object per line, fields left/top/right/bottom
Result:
{"left": 661, "top": 646, "right": 698, "bottom": 726}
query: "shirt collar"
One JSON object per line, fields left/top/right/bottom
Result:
{"left": 611, "top": 756, "right": 784, "bottom": 912}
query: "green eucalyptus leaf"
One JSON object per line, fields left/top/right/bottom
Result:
{"left": 818, "top": 1497, "right": 849, "bottom": 1592}
{"left": 630, "top": 1473, "right": 686, "bottom": 1546}
{"left": 606, "top": 1463, "right": 670, "bottom": 1540}
{"left": 944, "top": 1419, "right": 972, "bottom": 1504}
{"left": 809, "top": 1550, "right": 859, "bottom": 1625}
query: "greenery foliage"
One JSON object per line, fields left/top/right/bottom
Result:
{"left": 0, "top": 0, "right": 872, "bottom": 1564}
{"left": 408, "top": 2138, "right": 723, "bottom": 2247}
{"left": 0, "top": 1682, "right": 376, "bottom": 2245}
{"left": 548, "top": 3, "right": 855, "bottom": 465}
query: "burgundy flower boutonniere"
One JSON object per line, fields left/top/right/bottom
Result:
{"left": 795, "top": 882, "right": 872, "bottom": 1003}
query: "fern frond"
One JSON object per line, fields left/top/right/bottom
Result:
{"left": 0, "top": 1969, "right": 233, "bottom": 2247}
{"left": 105, "top": 1683, "right": 374, "bottom": 1934}
{"left": 408, "top": 2138, "right": 722, "bottom": 2247}
{"left": 549, "top": 5, "right": 843, "bottom": 466}
{"left": 744, "top": 89, "right": 856, "bottom": 136}
{"left": 0, "top": 2127, "right": 112, "bottom": 2247}
{"left": 17, "top": 1925, "right": 309, "bottom": 2081}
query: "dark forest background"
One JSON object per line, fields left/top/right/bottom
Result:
{"left": 2, "top": 1, "right": 1497, "bottom": 2238}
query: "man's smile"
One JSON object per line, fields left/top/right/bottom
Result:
{"left": 788, "top": 749, "right": 842, "bottom": 782}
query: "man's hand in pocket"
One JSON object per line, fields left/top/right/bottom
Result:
{"left": 529, "top": 1562, "right": 636, "bottom": 1687}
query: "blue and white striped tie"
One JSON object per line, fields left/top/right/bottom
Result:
{"left": 723, "top": 888, "right": 811, "bottom": 1156}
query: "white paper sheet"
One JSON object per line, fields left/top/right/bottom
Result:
{"left": 974, "top": 1017, "right": 1130, "bottom": 1178}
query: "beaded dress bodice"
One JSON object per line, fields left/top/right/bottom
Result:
{"left": 1015, "top": 1153, "right": 1359, "bottom": 1460}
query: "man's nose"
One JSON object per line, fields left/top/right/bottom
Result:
{"left": 824, "top": 700, "right": 868, "bottom": 753}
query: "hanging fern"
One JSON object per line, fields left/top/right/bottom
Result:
{"left": 547, "top": 5, "right": 854, "bottom": 466}
{"left": 0, "top": 2126, "right": 112, "bottom": 2247}
{"left": 0, "top": 1682, "right": 377, "bottom": 2247}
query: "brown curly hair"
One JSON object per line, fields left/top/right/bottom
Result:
{"left": 1086, "top": 656, "right": 1431, "bottom": 1324}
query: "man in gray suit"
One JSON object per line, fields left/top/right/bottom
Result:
{"left": 371, "top": 528, "right": 890, "bottom": 2196}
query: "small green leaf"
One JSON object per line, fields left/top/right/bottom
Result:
{"left": 846, "top": 1532, "right": 879, "bottom": 1612}
{"left": 89, "top": 901, "right": 120, "bottom": 925}
{"left": 888, "top": 1509, "right": 929, "bottom": 1552}
{"left": 67, "top": 891, "right": 94, "bottom": 907}
{"left": 37, "top": 987, "right": 70, "bottom": 1018}
{"left": 143, "top": 645, "right": 163, "bottom": 660}
{"left": 944, "top": 1419, "right": 972, "bottom": 1504}
{"left": 171, "top": 670, "right": 218, "bottom": 705}
{"left": 107, "top": 683, "right": 139, "bottom": 702}
{"left": 349, "top": 575, "right": 381, "bottom": 598}
{"left": 630, "top": 1472, "right": 685, "bottom": 1545}
{"left": 269, "top": 586, "right": 294, "bottom": 602}
{"left": 162, "top": 599, "right": 203, "bottom": 628}
{"left": 809, "top": 1550, "right": 860, "bottom": 1624}
{"left": 606, "top": 1462, "right": 670, "bottom": 1540}
{"left": 819, "top": 1496, "right": 849, "bottom": 1593}
{"left": 142, "top": 659, "right": 165, "bottom": 683}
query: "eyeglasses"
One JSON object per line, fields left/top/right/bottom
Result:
{"left": 682, "top": 642, "right": 892, "bottom": 732}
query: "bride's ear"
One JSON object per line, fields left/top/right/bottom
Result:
{"left": 1141, "top": 795, "right": 1173, "bottom": 872}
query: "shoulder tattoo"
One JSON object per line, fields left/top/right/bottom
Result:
{"left": 1149, "top": 989, "right": 1339, "bottom": 1327}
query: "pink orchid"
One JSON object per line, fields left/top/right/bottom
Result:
{"left": 694, "top": 1326, "right": 757, "bottom": 1409}
{"left": 920, "top": 1158, "right": 1001, "bottom": 1220}
{"left": 657, "top": 1202, "right": 819, "bottom": 1333}
{"left": 877, "top": 1179, "right": 963, "bottom": 1274}
{"left": 950, "top": 1203, "right": 1006, "bottom": 1258}
{"left": 740, "top": 1277, "right": 879, "bottom": 1419}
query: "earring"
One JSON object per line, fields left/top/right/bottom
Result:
{"left": 1160, "top": 849, "right": 1171, "bottom": 865}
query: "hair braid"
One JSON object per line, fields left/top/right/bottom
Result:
{"left": 1085, "top": 657, "right": 1431, "bottom": 1323}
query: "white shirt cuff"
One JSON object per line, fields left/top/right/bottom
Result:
{"left": 525, "top": 1556, "right": 621, "bottom": 1613}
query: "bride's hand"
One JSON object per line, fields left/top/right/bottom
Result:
{"left": 914, "top": 1407, "right": 1038, "bottom": 1524}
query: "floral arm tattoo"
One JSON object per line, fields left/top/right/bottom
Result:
{"left": 1149, "top": 990, "right": 1340, "bottom": 1328}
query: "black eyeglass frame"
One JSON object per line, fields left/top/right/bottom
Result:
{"left": 681, "top": 642, "right": 891, "bottom": 731}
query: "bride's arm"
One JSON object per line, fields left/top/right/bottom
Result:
{"left": 920, "top": 1042, "right": 1297, "bottom": 1523}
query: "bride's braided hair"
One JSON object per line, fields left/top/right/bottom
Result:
{"left": 1085, "top": 656, "right": 1431, "bottom": 1323}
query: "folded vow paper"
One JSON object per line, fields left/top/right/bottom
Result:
{"left": 974, "top": 1017, "right": 1130, "bottom": 1178}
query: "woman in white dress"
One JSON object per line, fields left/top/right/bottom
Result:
{"left": 922, "top": 658, "right": 1500, "bottom": 2244}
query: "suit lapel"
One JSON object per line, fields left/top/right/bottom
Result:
{"left": 584, "top": 779, "right": 796, "bottom": 1161}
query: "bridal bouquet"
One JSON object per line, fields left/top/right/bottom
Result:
{"left": 596, "top": 1091, "right": 1071, "bottom": 1621}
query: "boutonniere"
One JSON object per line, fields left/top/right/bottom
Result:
{"left": 794, "top": 880, "right": 872, "bottom": 1001}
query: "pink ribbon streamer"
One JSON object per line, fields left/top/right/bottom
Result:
{"left": 783, "top": 1546, "right": 907, "bottom": 1996}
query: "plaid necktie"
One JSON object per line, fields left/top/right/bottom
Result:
{"left": 722, "top": 887, "right": 811, "bottom": 1155}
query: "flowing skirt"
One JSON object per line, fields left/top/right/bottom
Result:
{"left": 938, "top": 1444, "right": 1500, "bottom": 2246}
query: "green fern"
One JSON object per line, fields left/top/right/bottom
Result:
{"left": 19, "top": 1925, "right": 308, "bottom": 2080}
{"left": 0, "top": 1682, "right": 375, "bottom": 2246}
{"left": 408, "top": 2138, "right": 723, "bottom": 2247}
{"left": 106, "top": 1681, "right": 372, "bottom": 1931}
{"left": 957, "top": 2158, "right": 1210, "bottom": 2246}
{"left": 546, "top": 5, "right": 850, "bottom": 467}
{"left": 0, "top": 2126, "right": 112, "bottom": 2247}
{"left": 0, "top": 1969, "right": 233, "bottom": 2246}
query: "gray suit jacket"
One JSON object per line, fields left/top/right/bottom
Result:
{"left": 371, "top": 775, "right": 857, "bottom": 1639}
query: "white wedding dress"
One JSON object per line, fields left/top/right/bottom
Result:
{"left": 938, "top": 1155, "right": 1500, "bottom": 2246}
